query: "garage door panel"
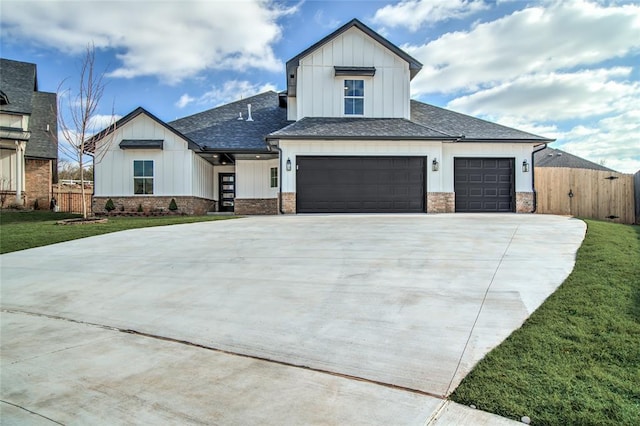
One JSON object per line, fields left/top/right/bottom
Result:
{"left": 297, "top": 156, "right": 425, "bottom": 213}
{"left": 454, "top": 158, "right": 515, "bottom": 213}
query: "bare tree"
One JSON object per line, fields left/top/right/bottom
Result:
{"left": 58, "top": 44, "right": 115, "bottom": 218}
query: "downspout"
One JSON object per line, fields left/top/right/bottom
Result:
{"left": 269, "top": 140, "right": 285, "bottom": 214}
{"left": 531, "top": 143, "right": 548, "bottom": 213}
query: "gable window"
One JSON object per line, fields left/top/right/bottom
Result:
{"left": 133, "top": 160, "right": 154, "bottom": 194}
{"left": 270, "top": 167, "right": 278, "bottom": 188}
{"left": 344, "top": 80, "right": 364, "bottom": 115}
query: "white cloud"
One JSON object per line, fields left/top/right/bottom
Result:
{"left": 447, "top": 68, "right": 640, "bottom": 122}
{"left": 182, "top": 80, "right": 278, "bottom": 108}
{"left": 1, "top": 0, "right": 298, "bottom": 84}
{"left": 87, "top": 114, "right": 121, "bottom": 134}
{"left": 175, "top": 94, "right": 196, "bottom": 109}
{"left": 373, "top": 0, "right": 488, "bottom": 30}
{"left": 405, "top": 0, "right": 640, "bottom": 95}
{"left": 555, "top": 110, "right": 640, "bottom": 173}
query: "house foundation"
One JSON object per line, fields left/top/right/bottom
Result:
{"left": 93, "top": 196, "right": 215, "bottom": 215}
{"left": 516, "top": 192, "right": 534, "bottom": 213}
{"left": 235, "top": 198, "right": 278, "bottom": 215}
{"left": 281, "top": 192, "right": 296, "bottom": 214}
{"left": 426, "top": 192, "right": 455, "bottom": 213}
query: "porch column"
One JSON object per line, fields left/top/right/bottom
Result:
{"left": 15, "top": 141, "right": 25, "bottom": 205}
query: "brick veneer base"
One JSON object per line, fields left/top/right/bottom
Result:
{"left": 25, "top": 158, "right": 52, "bottom": 209}
{"left": 93, "top": 196, "right": 215, "bottom": 216}
{"left": 281, "top": 192, "right": 296, "bottom": 214}
{"left": 516, "top": 192, "right": 534, "bottom": 213}
{"left": 235, "top": 198, "right": 277, "bottom": 215}
{"left": 427, "top": 192, "right": 455, "bottom": 213}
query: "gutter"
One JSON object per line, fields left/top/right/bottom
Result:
{"left": 531, "top": 143, "right": 548, "bottom": 213}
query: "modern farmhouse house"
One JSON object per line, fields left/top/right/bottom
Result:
{"left": 91, "top": 19, "right": 552, "bottom": 215}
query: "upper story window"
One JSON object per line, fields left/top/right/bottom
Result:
{"left": 133, "top": 160, "right": 154, "bottom": 194}
{"left": 344, "top": 80, "right": 364, "bottom": 115}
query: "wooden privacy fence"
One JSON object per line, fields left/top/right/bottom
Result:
{"left": 535, "top": 167, "right": 636, "bottom": 224}
{"left": 52, "top": 184, "right": 92, "bottom": 214}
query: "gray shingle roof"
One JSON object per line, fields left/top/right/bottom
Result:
{"left": 534, "top": 147, "right": 616, "bottom": 172}
{"left": 169, "top": 91, "right": 289, "bottom": 152}
{"left": 410, "top": 100, "right": 553, "bottom": 142}
{"left": 268, "top": 117, "right": 452, "bottom": 140}
{"left": 0, "top": 58, "right": 37, "bottom": 114}
{"left": 1, "top": 58, "right": 58, "bottom": 159}
{"left": 26, "top": 91, "right": 57, "bottom": 159}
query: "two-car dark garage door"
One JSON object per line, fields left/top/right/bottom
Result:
{"left": 454, "top": 158, "right": 515, "bottom": 212}
{"left": 296, "top": 156, "right": 425, "bottom": 213}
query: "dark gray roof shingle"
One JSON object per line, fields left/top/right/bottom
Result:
{"left": 1, "top": 58, "right": 57, "bottom": 159}
{"left": 410, "top": 100, "right": 552, "bottom": 142}
{"left": 268, "top": 117, "right": 452, "bottom": 139}
{"left": 0, "top": 58, "right": 37, "bottom": 114}
{"left": 26, "top": 91, "right": 57, "bottom": 159}
{"left": 534, "top": 147, "right": 616, "bottom": 172}
{"left": 169, "top": 91, "right": 289, "bottom": 152}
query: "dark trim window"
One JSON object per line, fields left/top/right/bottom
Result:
{"left": 133, "top": 160, "right": 154, "bottom": 194}
{"left": 270, "top": 167, "right": 278, "bottom": 188}
{"left": 344, "top": 79, "right": 364, "bottom": 115}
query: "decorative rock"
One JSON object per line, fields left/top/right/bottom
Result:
{"left": 470, "top": 405, "right": 476, "bottom": 409}
{"left": 521, "top": 415, "right": 531, "bottom": 424}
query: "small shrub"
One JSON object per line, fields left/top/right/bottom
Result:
{"left": 119, "top": 205, "right": 125, "bottom": 212}
{"left": 137, "top": 204, "right": 143, "bottom": 213}
{"left": 105, "top": 198, "right": 116, "bottom": 212}
{"left": 33, "top": 199, "right": 39, "bottom": 210}
{"left": 169, "top": 198, "right": 178, "bottom": 211}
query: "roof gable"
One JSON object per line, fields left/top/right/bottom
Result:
{"left": 286, "top": 19, "right": 422, "bottom": 96}
{"left": 87, "top": 107, "right": 199, "bottom": 152}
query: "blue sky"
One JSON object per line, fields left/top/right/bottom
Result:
{"left": 2, "top": 0, "right": 639, "bottom": 172}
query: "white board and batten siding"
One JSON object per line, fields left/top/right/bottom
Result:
{"left": 235, "top": 159, "right": 279, "bottom": 199}
{"left": 94, "top": 113, "right": 214, "bottom": 199}
{"left": 292, "top": 27, "right": 411, "bottom": 120}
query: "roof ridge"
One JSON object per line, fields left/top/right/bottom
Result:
{"left": 403, "top": 116, "right": 455, "bottom": 138}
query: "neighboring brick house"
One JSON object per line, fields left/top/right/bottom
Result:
{"left": 91, "top": 19, "right": 552, "bottom": 215}
{"left": 0, "top": 58, "right": 58, "bottom": 208}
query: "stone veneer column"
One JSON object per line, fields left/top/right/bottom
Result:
{"left": 516, "top": 192, "right": 534, "bottom": 213}
{"left": 280, "top": 192, "right": 296, "bottom": 214}
{"left": 426, "top": 192, "right": 455, "bottom": 213}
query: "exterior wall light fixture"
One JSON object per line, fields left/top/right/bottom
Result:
{"left": 286, "top": 158, "right": 292, "bottom": 171}
{"left": 432, "top": 158, "right": 439, "bottom": 172}
{"left": 522, "top": 159, "right": 529, "bottom": 172}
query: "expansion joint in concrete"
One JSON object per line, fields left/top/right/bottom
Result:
{"left": 2, "top": 308, "right": 445, "bottom": 400}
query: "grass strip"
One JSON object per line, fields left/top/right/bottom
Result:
{"left": 451, "top": 219, "right": 640, "bottom": 425}
{"left": 0, "top": 211, "right": 237, "bottom": 254}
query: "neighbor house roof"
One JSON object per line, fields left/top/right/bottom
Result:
{"left": 286, "top": 19, "right": 423, "bottom": 96}
{"left": 0, "top": 58, "right": 57, "bottom": 159}
{"left": 169, "top": 91, "right": 289, "bottom": 152}
{"left": 0, "top": 58, "right": 37, "bottom": 114}
{"left": 268, "top": 117, "right": 452, "bottom": 140}
{"left": 410, "top": 100, "right": 553, "bottom": 142}
{"left": 534, "top": 146, "right": 615, "bottom": 172}
{"left": 26, "top": 91, "right": 58, "bottom": 159}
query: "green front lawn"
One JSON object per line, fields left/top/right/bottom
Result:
{"left": 451, "top": 219, "right": 640, "bottom": 425}
{"left": 0, "top": 211, "right": 236, "bottom": 254}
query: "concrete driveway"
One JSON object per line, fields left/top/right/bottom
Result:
{"left": 1, "top": 214, "right": 585, "bottom": 424}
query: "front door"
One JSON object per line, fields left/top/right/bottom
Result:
{"left": 218, "top": 173, "right": 235, "bottom": 212}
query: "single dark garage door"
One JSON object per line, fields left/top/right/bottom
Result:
{"left": 454, "top": 158, "right": 515, "bottom": 212}
{"left": 296, "top": 156, "right": 426, "bottom": 213}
